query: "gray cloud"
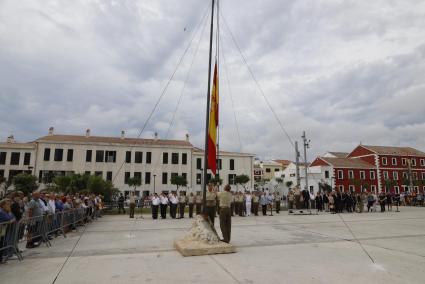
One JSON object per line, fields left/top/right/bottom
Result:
{"left": 1, "top": 0, "right": 425, "bottom": 161}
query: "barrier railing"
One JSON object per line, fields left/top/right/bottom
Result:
{"left": 0, "top": 207, "right": 101, "bottom": 263}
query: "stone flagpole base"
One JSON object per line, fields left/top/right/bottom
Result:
{"left": 174, "top": 214, "right": 236, "bottom": 257}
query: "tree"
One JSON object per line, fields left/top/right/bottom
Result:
{"left": 209, "top": 175, "right": 223, "bottom": 186}
{"left": 285, "top": 181, "right": 293, "bottom": 189}
{"left": 53, "top": 175, "right": 72, "bottom": 193}
{"left": 318, "top": 181, "right": 332, "bottom": 193}
{"left": 12, "top": 173, "right": 38, "bottom": 195}
{"left": 127, "top": 176, "right": 142, "bottom": 192}
{"left": 275, "top": 177, "right": 283, "bottom": 184}
{"left": 170, "top": 175, "right": 187, "bottom": 191}
{"left": 87, "top": 175, "right": 114, "bottom": 201}
{"left": 235, "top": 174, "right": 250, "bottom": 189}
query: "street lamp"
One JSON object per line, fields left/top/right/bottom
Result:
{"left": 153, "top": 174, "right": 156, "bottom": 194}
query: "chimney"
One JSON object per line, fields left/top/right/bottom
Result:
{"left": 6, "top": 135, "right": 15, "bottom": 143}
{"left": 48, "top": 126, "right": 54, "bottom": 136}
{"left": 154, "top": 132, "right": 158, "bottom": 141}
{"left": 185, "top": 133, "right": 189, "bottom": 142}
{"left": 121, "top": 130, "right": 125, "bottom": 139}
{"left": 86, "top": 129, "right": 91, "bottom": 138}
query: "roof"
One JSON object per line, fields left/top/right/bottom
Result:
{"left": 320, "top": 157, "right": 375, "bottom": 169}
{"left": 327, "top": 152, "right": 349, "bottom": 158}
{"left": 273, "top": 159, "right": 292, "bottom": 165}
{"left": 35, "top": 135, "right": 193, "bottom": 147}
{"left": 361, "top": 145, "right": 425, "bottom": 157}
{"left": 0, "top": 142, "right": 35, "bottom": 149}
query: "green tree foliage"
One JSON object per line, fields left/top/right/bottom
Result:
{"left": 209, "top": 175, "right": 223, "bottom": 186}
{"left": 285, "top": 180, "right": 293, "bottom": 189}
{"left": 12, "top": 173, "right": 38, "bottom": 195}
{"left": 127, "top": 176, "right": 142, "bottom": 191}
{"left": 275, "top": 177, "right": 283, "bottom": 184}
{"left": 318, "top": 181, "right": 332, "bottom": 193}
{"left": 87, "top": 175, "right": 114, "bottom": 202}
{"left": 235, "top": 174, "right": 250, "bottom": 189}
{"left": 53, "top": 175, "right": 72, "bottom": 193}
{"left": 170, "top": 175, "right": 188, "bottom": 191}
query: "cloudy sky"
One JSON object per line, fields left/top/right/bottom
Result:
{"left": 1, "top": 0, "right": 425, "bottom": 160}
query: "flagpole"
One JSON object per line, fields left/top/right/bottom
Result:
{"left": 202, "top": 0, "right": 215, "bottom": 213}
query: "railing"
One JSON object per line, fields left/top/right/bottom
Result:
{"left": 0, "top": 207, "right": 101, "bottom": 263}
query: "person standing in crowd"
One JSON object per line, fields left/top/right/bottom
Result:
{"left": 0, "top": 198, "right": 15, "bottom": 263}
{"left": 159, "top": 193, "right": 168, "bottom": 219}
{"left": 195, "top": 191, "right": 202, "bottom": 215}
{"left": 329, "top": 192, "right": 335, "bottom": 214}
{"left": 129, "top": 192, "right": 136, "bottom": 218}
{"left": 245, "top": 191, "right": 252, "bottom": 217}
{"left": 302, "top": 189, "right": 310, "bottom": 209}
{"left": 169, "top": 192, "right": 178, "bottom": 219}
{"left": 188, "top": 193, "right": 195, "bottom": 218}
{"left": 118, "top": 194, "right": 125, "bottom": 214}
{"left": 288, "top": 190, "right": 294, "bottom": 210}
{"left": 356, "top": 193, "right": 363, "bottom": 213}
{"left": 367, "top": 192, "right": 374, "bottom": 212}
{"left": 10, "top": 193, "right": 23, "bottom": 222}
{"left": 178, "top": 192, "right": 187, "bottom": 219}
{"left": 267, "top": 192, "right": 274, "bottom": 216}
{"left": 260, "top": 192, "right": 268, "bottom": 216}
{"left": 275, "top": 192, "right": 281, "bottom": 214}
{"left": 379, "top": 191, "right": 386, "bottom": 212}
{"left": 230, "top": 191, "right": 235, "bottom": 217}
{"left": 386, "top": 191, "right": 393, "bottom": 211}
{"left": 316, "top": 192, "right": 323, "bottom": 212}
{"left": 26, "top": 192, "right": 43, "bottom": 248}
{"left": 151, "top": 193, "right": 160, "bottom": 219}
{"left": 252, "top": 191, "right": 259, "bottom": 216}
{"left": 323, "top": 192, "right": 329, "bottom": 212}
{"left": 335, "top": 190, "right": 342, "bottom": 213}
{"left": 205, "top": 184, "right": 217, "bottom": 225}
{"left": 218, "top": 184, "right": 232, "bottom": 243}
{"left": 234, "top": 192, "right": 240, "bottom": 216}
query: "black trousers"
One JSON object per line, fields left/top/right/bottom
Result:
{"left": 189, "top": 204, "right": 194, "bottom": 218}
{"left": 170, "top": 204, "right": 177, "bottom": 218}
{"left": 230, "top": 202, "right": 234, "bottom": 216}
{"left": 179, "top": 203, "right": 185, "bottom": 218}
{"left": 275, "top": 201, "right": 281, "bottom": 213}
{"left": 253, "top": 203, "right": 259, "bottom": 215}
{"left": 262, "top": 205, "right": 267, "bottom": 216}
{"left": 206, "top": 206, "right": 216, "bottom": 225}
{"left": 152, "top": 205, "right": 159, "bottom": 219}
{"left": 118, "top": 203, "right": 125, "bottom": 214}
{"left": 160, "top": 204, "right": 167, "bottom": 219}
{"left": 195, "top": 203, "right": 202, "bottom": 215}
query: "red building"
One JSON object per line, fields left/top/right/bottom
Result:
{"left": 310, "top": 145, "right": 425, "bottom": 194}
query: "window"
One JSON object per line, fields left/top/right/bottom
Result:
{"left": 230, "top": 159, "right": 235, "bottom": 170}
{"left": 402, "top": 158, "right": 407, "bottom": 166}
{"left": 371, "top": 185, "right": 376, "bottom": 193}
{"left": 420, "top": 159, "right": 425, "bottom": 167}
{"left": 95, "top": 171, "right": 102, "bottom": 177}
{"left": 338, "top": 185, "right": 344, "bottom": 192}
{"left": 349, "top": 185, "right": 355, "bottom": 192}
{"left": 85, "top": 171, "right": 91, "bottom": 175}
{"left": 182, "top": 153, "right": 187, "bottom": 165}
{"left": 382, "top": 157, "right": 387, "bottom": 165}
{"left": 348, "top": 170, "right": 354, "bottom": 179}
{"left": 275, "top": 168, "right": 280, "bottom": 172}
{"left": 134, "top": 172, "right": 142, "bottom": 181}
{"left": 411, "top": 158, "right": 416, "bottom": 166}
{"left": 135, "top": 152, "right": 143, "bottom": 163}
{"left": 162, "top": 172, "right": 168, "bottom": 184}
{"left": 383, "top": 171, "right": 389, "bottom": 180}
{"left": 146, "top": 152, "right": 152, "bottom": 164}
{"left": 106, "top": 171, "right": 113, "bottom": 181}
{"left": 422, "top": 172, "right": 425, "bottom": 180}
{"left": 217, "top": 159, "right": 222, "bottom": 170}
{"left": 337, "top": 170, "right": 343, "bottom": 179}
{"left": 414, "top": 186, "right": 419, "bottom": 193}
{"left": 228, "top": 174, "right": 236, "bottom": 185}
{"left": 54, "top": 149, "right": 63, "bottom": 161}
{"left": 171, "top": 172, "right": 178, "bottom": 181}
{"left": 412, "top": 172, "right": 417, "bottom": 180}
{"left": 370, "top": 171, "right": 376, "bottom": 180}
{"left": 403, "top": 172, "right": 408, "bottom": 179}
{"left": 86, "top": 150, "right": 92, "bottom": 162}
{"left": 266, "top": 168, "right": 271, "bottom": 173}
{"left": 0, "top": 152, "right": 6, "bottom": 165}
{"left": 67, "top": 149, "right": 73, "bottom": 162}
{"left": 145, "top": 172, "right": 151, "bottom": 184}
{"left": 196, "top": 158, "right": 202, "bottom": 170}
{"left": 393, "top": 171, "right": 399, "bottom": 180}
{"left": 124, "top": 172, "right": 130, "bottom": 184}
{"left": 0, "top": 169, "right": 4, "bottom": 178}
{"left": 392, "top": 158, "right": 397, "bottom": 165}
{"left": 325, "top": 171, "right": 329, "bottom": 179}
{"left": 394, "top": 186, "right": 400, "bottom": 194}
{"left": 207, "top": 173, "right": 212, "bottom": 183}
{"left": 96, "top": 150, "right": 104, "bottom": 162}
{"left": 24, "top": 153, "right": 31, "bottom": 165}
{"left": 10, "top": 152, "right": 20, "bottom": 165}
{"left": 105, "top": 151, "right": 116, "bottom": 163}
{"left": 44, "top": 148, "right": 51, "bottom": 161}
{"left": 172, "top": 153, "right": 179, "bottom": 164}
{"left": 163, "top": 153, "right": 168, "bottom": 164}
{"left": 126, "top": 151, "right": 131, "bottom": 163}
{"left": 196, "top": 173, "right": 202, "bottom": 184}
{"left": 360, "top": 171, "right": 365, "bottom": 180}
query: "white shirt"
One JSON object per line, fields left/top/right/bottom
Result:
{"left": 245, "top": 195, "right": 252, "bottom": 203}
{"left": 48, "top": 199, "right": 56, "bottom": 214}
{"left": 39, "top": 199, "right": 49, "bottom": 213}
{"left": 160, "top": 196, "right": 168, "bottom": 205}
{"left": 152, "top": 197, "right": 160, "bottom": 206}
{"left": 170, "top": 195, "right": 178, "bottom": 204}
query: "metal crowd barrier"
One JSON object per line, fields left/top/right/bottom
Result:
{"left": 0, "top": 207, "right": 100, "bottom": 263}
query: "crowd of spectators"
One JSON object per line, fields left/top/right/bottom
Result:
{"left": 0, "top": 191, "right": 104, "bottom": 264}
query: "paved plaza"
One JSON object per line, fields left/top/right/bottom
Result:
{"left": 1, "top": 207, "right": 425, "bottom": 284}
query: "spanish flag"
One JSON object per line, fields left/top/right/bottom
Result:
{"left": 207, "top": 62, "right": 218, "bottom": 175}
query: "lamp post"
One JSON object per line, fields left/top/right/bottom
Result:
{"left": 153, "top": 174, "right": 156, "bottom": 194}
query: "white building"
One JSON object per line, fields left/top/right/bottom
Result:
{"left": 0, "top": 128, "right": 254, "bottom": 197}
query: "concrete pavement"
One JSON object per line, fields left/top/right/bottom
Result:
{"left": 1, "top": 207, "right": 425, "bottom": 283}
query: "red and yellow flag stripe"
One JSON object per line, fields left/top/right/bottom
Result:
{"left": 208, "top": 62, "right": 219, "bottom": 175}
